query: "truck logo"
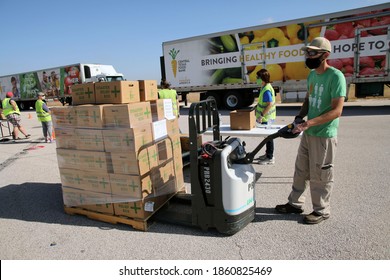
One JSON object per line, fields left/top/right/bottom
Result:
{"left": 169, "top": 48, "right": 180, "bottom": 78}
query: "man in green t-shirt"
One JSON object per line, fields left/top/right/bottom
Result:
{"left": 275, "top": 37, "right": 346, "bottom": 224}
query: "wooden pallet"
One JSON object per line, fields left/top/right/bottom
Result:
{"left": 64, "top": 206, "right": 151, "bottom": 231}
{"left": 63, "top": 190, "right": 183, "bottom": 231}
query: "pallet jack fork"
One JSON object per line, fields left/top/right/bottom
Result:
{"left": 153, "top": 99, "right": 257, "bottom": 235}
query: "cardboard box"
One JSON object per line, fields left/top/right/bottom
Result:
{"left": 95, "top": 81, "right": 140, "bottom": 104}
{"left": 59, "top": 168, "right": 111, "bottom": 193}
{"left": 165, "top": 116, "right": 180, "bottom": 136}
{"left": 82, "top": 203, "right": 114, "bottom": 215}
{"left": 54, "top": 127, "right": 77, "bottom": 149}
{"left": 150, "top": 99, "right": 174, "bottom": 121}
{"left": 139, "top": 80, "right": 158, "bottom": 101}
{"left": 230, "top": 109, "right": 255, "bottom": 130}
{"left": 75, "top": 104, "right": 107, "bottom": 128}
{"left": 172, "top": 136, "right": 184, "bottom": 167}
{"left": 75, "top": 128, "right": 104, "bottom": 151}
{"left": 154, "top": 137, "right": 182, "bottom": 163}
{"left": 180, "top": 133, "right": 202, "bottom": 152}
{"left": 51, "top": 106, "right": 77, "bottom": 128}
{"left": 62, "top": 186, "right": 114, "bottom": 215}
{"left": 110, "top": 163, "right": 177, "bottom": 199}
{"left": 56, "top": 149, "right": 112, "bottom": 172}
{"left": 113, "top": 193, "right": 172, "bottom": 219}
{"left": 103, "top": 102, "right": 152, "bottom": 128}
{"left": 150, "top": 161, "right": 177, "bottom": 196}
{"left": 71, "top": 83, "right": 95, "bottom": 105}
{"left": 110, "top": 173, "right": 153, "bottom": 199}
{"left": 155, "top": 140, "right": 184, "bottom": 192}
{"left": 102, "top": 126, "right": 153, "bottom": 152}
{"left": 110, "top": 144, "right": 158, "bottom": 175}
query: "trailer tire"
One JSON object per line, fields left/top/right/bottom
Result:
{"left": 18, "top": 102, "right": 26, "bottom": 111}
{"left": 202, "top": 92, "right": 222, "bottom": 108}
{"left": 223, "top": 91, "right": 242, "bottom": 110}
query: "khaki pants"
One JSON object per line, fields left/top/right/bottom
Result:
{"left": 288, "top": 133, "right": 337, "bottom": 216}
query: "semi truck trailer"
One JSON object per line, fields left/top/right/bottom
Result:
{"left": 0, "top": 63, "right": 124, "bottom": 110}
{"left": 161, "top": 3, "right": 390, "bottom": 110}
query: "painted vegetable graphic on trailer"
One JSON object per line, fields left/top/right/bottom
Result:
{"left": 0, "top": 63, "right": 124, "bottom": 110}
{"left": 169, "top": 48, "right": 180, "bottom": 78}
{"left": 161, "top": 3, "right": 390, "bottom": 110}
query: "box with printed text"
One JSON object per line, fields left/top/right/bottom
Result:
{"left": 71, "top": 83, "right": 95, "bottom": 105}
{"left": 59, "top": 168, "right": 111, "bottom": 194}
{"left": 102, "top": 126, "right": 153, "bottom": 152}
{"left": 75, "top": 104, "right": 108, "bottom": 128}
{"left": 62, "top": 186, "right": 114, "bottom": 215}
{"left": 56, "top": 149, "right": 112, "bottom": 173}
{"left": 95, "top": 81, "right": 140, "bottom": 104}
{"left": 110, "top": 144, "right": 158, "bottom": 176}
{"left": 139, "top": 80, "right": 158, "bottom": 101}
{"left": 103, "top": 102, "right": 152, "bottom": 128}
{"left": 51, "top": 106, "right": 77, "bottom": 128}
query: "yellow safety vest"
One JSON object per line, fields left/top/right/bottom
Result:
{"left": 256, "top": 83, "right": 276, "bottom": 122}
{"left": 35, "top": 99, "right": 52, "bottom": 122}
{"left": 158, "top": 89, "right": 179, "bottom": 117}
{"left": 1, "top": 98, "right": 20, "bottom": 116}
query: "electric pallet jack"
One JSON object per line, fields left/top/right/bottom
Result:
{"left": 153, "top": 99, "right": 301, "bottom": 235}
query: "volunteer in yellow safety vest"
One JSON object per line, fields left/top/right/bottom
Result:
{"left": 255, "top": 69, "right": 276, "bottom": 165}
{"left": 1, "top": 91, "right": 30, "bottom": 140}
{"left": 158, "top": 80, "right": 179, "bottom": 117}
{"left": 35, "top": 92, "right": 54, "bottom": 143}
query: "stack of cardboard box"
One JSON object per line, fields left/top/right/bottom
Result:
{"left": 52, "top": 80, "right": 183, "bottom": 221}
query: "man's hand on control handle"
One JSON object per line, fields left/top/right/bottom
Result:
{"left": 292, "top": 115, "right": 306, "bottom": 134}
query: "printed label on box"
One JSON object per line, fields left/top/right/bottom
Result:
{"left": 163, "top": 99, "right": 175, "bottom": 120}
{"left": 144, "top": 201, "right": 155, "bottom": 212}
{"left": 152, "top": 119, "right": 167, "bottom": 141}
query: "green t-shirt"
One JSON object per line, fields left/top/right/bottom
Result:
{"left": 305, "top": 66, "right": 346, "bottom": 138}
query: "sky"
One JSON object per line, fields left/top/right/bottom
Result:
{"left": 0, "top": 0, "right": 389, "bottom": 82}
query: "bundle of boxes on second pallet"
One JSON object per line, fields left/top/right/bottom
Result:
{"left": 52, "top": 80, "right": 184, "bottom": 231}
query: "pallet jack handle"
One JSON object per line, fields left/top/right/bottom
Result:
{"left": 236, "top": 121, "right": 302, "bottom": 164}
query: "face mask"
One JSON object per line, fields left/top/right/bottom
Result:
{"left": 256, "top": 79, "right": 262, "bottom": 85}
{"left": 305, "top": 54, "right": 325, "bottom": 69}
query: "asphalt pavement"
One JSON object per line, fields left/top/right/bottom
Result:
{"left": 0, "top": 99, "right": 389, "bottom": 260}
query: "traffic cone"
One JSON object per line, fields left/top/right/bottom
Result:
{"left": 52, "top": 129, "right": 56, "bottom": 140}
{"left": 28, "top": 113, "right": 32, "bottom": 119}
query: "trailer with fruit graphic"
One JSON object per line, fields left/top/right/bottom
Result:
{"left": 161, "top": 3, "right": 390, "bottom": 110}
{"left": 0, "top": 63, "right": 124, "bottom": 110}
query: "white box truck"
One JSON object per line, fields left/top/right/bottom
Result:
{"left": 0, "top": 63, "right": 124, "bottom": 110}
{"left": 161, "top": 3, "right": 390, "bottom": 110}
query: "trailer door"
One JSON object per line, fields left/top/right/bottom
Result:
{"left": 353, "top": 25, "right": 390, "bottom": 88}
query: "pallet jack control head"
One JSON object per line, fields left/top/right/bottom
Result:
{"left": 277, "top": 121, "right": 302, "bottom": 139}
{"left": 233, "top": 121, "right": 302, "bottom": 164}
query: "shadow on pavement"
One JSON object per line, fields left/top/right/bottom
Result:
{"left": 254, "top": 207, "right": 304, "bottom": 224}
{"left": 0, "top": 182, "right": 226, "bottom": 236}
{"left": 0, "top": 182, "right": 299, "bottom": 236}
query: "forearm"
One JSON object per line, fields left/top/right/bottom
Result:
{"left": 297, "top": 97, "right": 309, "bottom": 118}
{"left": 294, "top": 97, "right": 344, "bottom": 132}
{"left": 11, "top": 101, "right": 18, "bottom": 111}
{"left": 262, "top": 103, "right": 273, "bottom": 116}
{"left": 305, "top": 109, "right": 341, "bottom": 127}
{"left": 42, "top": 103, "right": 50, "bottom": 113}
